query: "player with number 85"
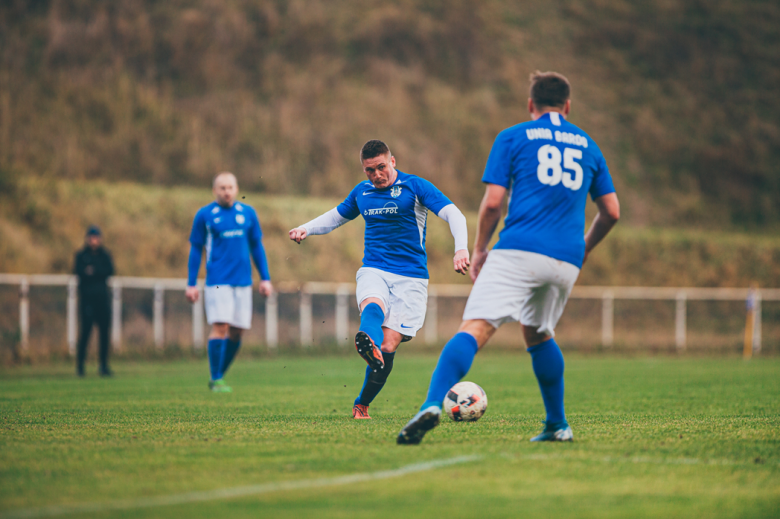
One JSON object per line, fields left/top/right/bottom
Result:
{"left": 398, "top": 71, "right": 620, "bottom": 445}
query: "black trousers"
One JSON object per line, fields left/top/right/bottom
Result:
{"left": 77, "top": 298, "right": 111, "bottom": 373}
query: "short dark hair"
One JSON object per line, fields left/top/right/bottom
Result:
{"left": 529, "top": 71, "right": 571, "bottom": 110}
{"left": 360, "top": 140, "right": 391, "bottom": 162}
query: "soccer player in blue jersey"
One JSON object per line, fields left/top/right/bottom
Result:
{"left": 398, "top": 71, "right": 621, "bottom": 444}
{"left": 186, "top": 172, "right": 273, "bottom": 392}
{"left": 289, "top": 140, "right": 470, "bottom": 419}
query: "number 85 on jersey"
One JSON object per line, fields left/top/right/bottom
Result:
{"left": 537, "top": 145, "right": 583, "bottom": 191}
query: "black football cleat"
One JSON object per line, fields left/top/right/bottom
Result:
{"left": 397, "top": 406, "right": 441, "bottom": 445}
{"left": 355, "top": 331, "right": 385, "bottom": 371}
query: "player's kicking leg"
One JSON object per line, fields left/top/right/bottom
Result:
{"left": 354, "top": 299, "right": 386, "bottom": 372}
{"left": 353, "top": 269, "right": 427, "bottom": 418}
{"left": 397, "top": 320, "right": 492, "bottom": 444}
{"left": 397, "top": 320, "right": 571, "bottom": 444}
{"left": 353, "top": 328, "right": 403, "bottom": 419}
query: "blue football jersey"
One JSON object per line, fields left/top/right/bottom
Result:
{"left": 189, "top": 201, "right": 265, "bottom": 286}
{"left": 482, "top": 112, "right": 615, "bottom": 268}
{"left": 337, "top": 171, "right": 453, "bottom": 279}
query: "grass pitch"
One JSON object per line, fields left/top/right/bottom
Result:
{"left": 1, "top": 353, "right": 778, "bottom": 518}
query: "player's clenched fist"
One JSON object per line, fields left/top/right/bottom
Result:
{"left": 288, "top": 227, "right": 308, "bottom": 244}
{"left": 185, "top": 286, "right": 200, "bottom": 303}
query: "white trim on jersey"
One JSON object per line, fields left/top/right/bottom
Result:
{"left": 549, "top": 112, "right": 562, "bottom": 126}
{"left": 205, "top": 224, "right": 213, "bottom": 262}
{"left": 413, "top": 196, "right": 427, "bottom": 250}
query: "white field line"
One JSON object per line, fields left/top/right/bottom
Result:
{"left": 3, "top": 451, "right": 775, "bottom": 519}
{"left": 0, "top": 455, "right": 481, "bottom": 519}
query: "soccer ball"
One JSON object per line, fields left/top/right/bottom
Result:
{"left": 443, "top": 381, "right": 488, "bottom": 422}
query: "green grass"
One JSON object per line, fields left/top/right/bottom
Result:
{"left": 1, "top": 353, "right": 779, "bottom": 518}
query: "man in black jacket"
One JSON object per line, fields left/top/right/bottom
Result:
{"left": 74, "top": 225, "right": 115, "bottom": 377}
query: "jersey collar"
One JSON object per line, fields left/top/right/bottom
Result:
{"left": 539, "top": 112, "right": 564, "bottom": 126}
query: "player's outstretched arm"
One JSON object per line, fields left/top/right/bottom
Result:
{"left": 436, "top": 204, "right": 470, "bottom": 275}
{"left": 584, "top": 192, "right": 620, "bottom": 264}
{"left": 289, "top": 207, "right": 351, "bottom": 244}
{"left": 470, "top": 184, "right": 506, "bottom": 282}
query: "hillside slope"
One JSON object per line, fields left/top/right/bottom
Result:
{"left": 2, "top": 180, "right": 778, "bottom": 288}
{"left": 1, "top": 0, "right": 778, "bottom": 228}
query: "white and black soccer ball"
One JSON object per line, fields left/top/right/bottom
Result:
{"left": 443, "top": 381, "right": 488, "bottom": 422}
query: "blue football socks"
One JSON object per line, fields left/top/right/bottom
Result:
{"left": 421, "top": 332, "right": 479, "bottom": 410}
{"left": 527, "top": 337, "right": 566, "bottom": 425}
{"left": 355, "top": 351, "right": 396, "bottom": 406}
{"left": 207, "top": 338, "right": 224, "bottom": 381}
{"left": 219, "top": 338, "right": 241, "bottom": 377}
{"left": 359, "top": 302, "right": 385, "bottom": 347}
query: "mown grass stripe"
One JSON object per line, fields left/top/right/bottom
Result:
{"left": 513, "top": 453, "right": 778, "bottom": 468}
{"left": 0, "top": 455, "right": 482, "bottom": 519}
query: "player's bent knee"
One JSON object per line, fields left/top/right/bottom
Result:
{"left": 522, "top": 325, "right": 551, "bottom": 347}
{"left": 458, "top": 320, "right": 496, "bottom": 349}
{"left": 359, "top": 297, "right": 386, "bottom": 313}
{"left": 380, "top": 328, "right": 404, "bottom": 353}
{"left": 228, "top": 326, "right": 244, "bottom": 341}
{"left": 209, "top": 323, "right": 230, "bottom": 338}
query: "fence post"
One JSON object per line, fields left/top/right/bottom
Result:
{"left": 744, "top": 287, "right": 759, "bottom": 358}
{"left": 675, "top": 291, "right": 687, "bottom": 351}
{"left": 425, "top": 287, "right": 438, "bottom": 345}
{"left": 265, "top": 291, "right": 278, "bottom": 349}
{"left": 601, "top": 291, "right": 614, "bottom": 347}
{"left": 19, "top": 277, "right": 29, "bottom": 352}
{"left": 300, "top": 289, "right": 313, "bottom": 347}
{"left": 153, "top": 284, "right": 164, "bottom": 349}
{"left": 67, "top": 276, "right": 78, "bottom": 356}
{"left": 192, "top": 285, "right": 204, "bottom": 350}
{"left": 335, "top": 284, "right": 350, "bottom": 346}
{"left": 111, "top": 280, "right": 122, "bottom": 352}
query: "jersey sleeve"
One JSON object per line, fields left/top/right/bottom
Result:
{"left": 189, "top": 209, "right": 207, "bottom": 247}
{"left": 336, "top": 185, "right": 361, "bottom": 220}
{"left": 247, "top": 209, "right": 271, "bottom": 281}
{"left": 481, "top": 129, "right": 514, "bottom": 188}
{"left": 589, "top": 152, "right": 616, "bottom": 200}
{"left": 414, "top": 177, "right": 452, "bottom": 215}
{"left": 247, "top": 208, "right": 262, "bottom": 243}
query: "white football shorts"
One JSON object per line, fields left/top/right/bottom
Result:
{"left": 204, "top": 285, "right": 253, "bottom": 329}
{"left": 355, "top": 267, "right": 428, "bottom": 339}
{"left": 463, "top": 249, "right": 580, "bottom": 336}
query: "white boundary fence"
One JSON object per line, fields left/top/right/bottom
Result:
{"left": 1, "top": 274, "right": 776, "bottom": 354}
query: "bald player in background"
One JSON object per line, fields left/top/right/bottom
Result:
{"left": 186, "top": 172, "right": 273, "bottom": 392}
